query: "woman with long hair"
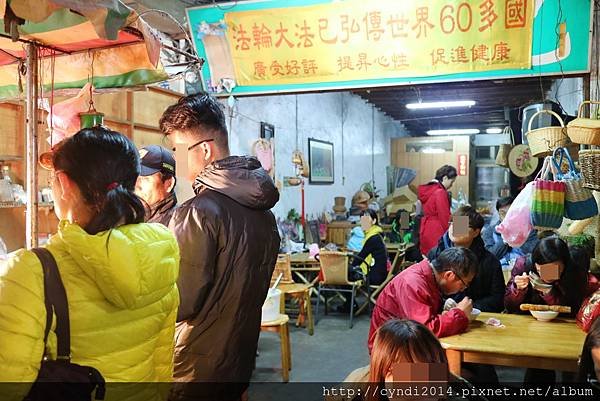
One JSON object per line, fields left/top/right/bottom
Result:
{"left": 418, "top": 165, "right": 457, "bottom": 255}
{"left": 0, "top": 127, "right": 180, "bottom": 401}
{"left": 338, "top": 319, "right": 448, "bottom": 401}
{"left": 504, "top": 237, "right": 588, "bottom": 315}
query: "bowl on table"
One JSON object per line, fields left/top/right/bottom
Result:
{"left": 469, "top": 308, "right": 481, "bottom": 321}
{"left": 530, "top": 310, "right": 559, "bottom": 322}
{"left": 528, "top": 272, "right": 553, "bottom": 292}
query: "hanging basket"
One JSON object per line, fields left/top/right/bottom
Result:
{"left": 526, "top": 110, "right": 570, "bottom": 157}
{"left": 567, "top": 101, "right": 600, "bottom": 145}
{"left": 495, "top": 126, "right": 514, "bottom": 167}
{"left": 551, "top": 147, "right": 598, "bottom": 221}
{"left": 579, "top": 149, "right": 600, "bottom": 190}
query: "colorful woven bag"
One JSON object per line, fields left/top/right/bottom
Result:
{"left": 551, "top": 147, "right": 598, "bottom": 220}
{"left": 531, "top": 156, "right": 566, "bottom": 230}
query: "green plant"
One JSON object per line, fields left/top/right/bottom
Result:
{"left": 360, "top": 181, "right": 381, "bottom": 198}
{"left": 560, "top": 233, "right": 595, "bottom": 256}
{"left": 287, "top": 208, "right": 301, "bottom": 223}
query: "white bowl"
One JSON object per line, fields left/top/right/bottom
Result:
{"left": 469, "top": 308, "right": 481, "bottom": 321}
{"left": 530, "top": 310, "right": 559, "bottom": 322}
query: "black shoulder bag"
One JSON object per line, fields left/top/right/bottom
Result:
{"left": 24, "top": 248, "right": 106, "bottom": 401}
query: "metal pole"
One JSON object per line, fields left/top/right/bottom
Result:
{"left": 25, "top": 43, "right": 39, "bottom": 249}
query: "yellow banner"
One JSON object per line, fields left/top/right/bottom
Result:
{"left": 224, "top": 0, "right": 533, "bottom": 86}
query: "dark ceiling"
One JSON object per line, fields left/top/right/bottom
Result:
{"left": 355, "top": 77, "right": 556, "bottom": 136}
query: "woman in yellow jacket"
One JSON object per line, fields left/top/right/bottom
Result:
{"left": 0, "top": 128, "right": 180, "bottom": 401}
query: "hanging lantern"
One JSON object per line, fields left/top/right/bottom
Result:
{"left": 79, "top": 61, "right": 104, "bottom": 129}
{"left": 79, "top": 110, "right": 104, "bottom": 129}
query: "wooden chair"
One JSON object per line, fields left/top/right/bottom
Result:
{"left": 315, "top": 251, "right": 368, "bottom": 329}
{"left": 260, "top": 314, "right": 291, "bottom": 382}
{"left": 369, "top": 250, "right": 405, "bottom": 305}
{"left": 272, "top": 254, "right": 314, "bottom": 335}
{"left": 353, "top": 250, "right": 406, "bottom": 316}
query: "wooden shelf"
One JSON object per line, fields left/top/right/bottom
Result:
{"left": 0, "top": 155, "right": 23, "bottom": 161}
{"left": 0, "top": 202, "right": 54, "bottom": 209}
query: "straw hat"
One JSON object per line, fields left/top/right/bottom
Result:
{"left": 352, "top": 190, "right": 371, "bottom": 206}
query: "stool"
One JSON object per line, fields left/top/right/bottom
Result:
{"left": 260, "top": 314, "right": 291, "bottom": 382}
{"left": 278, "top": 283, "right": 314, "bottom": 335}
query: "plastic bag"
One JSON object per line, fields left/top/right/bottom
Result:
{"left": 46, "top": 83, "right": 92, "bottom": 146}
{"left": 496, "top": 181, "right": 534, "bottom": 247}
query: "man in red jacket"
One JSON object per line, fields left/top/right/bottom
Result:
{"left": 368, "top": 247, "right": 478, "bottom": 352}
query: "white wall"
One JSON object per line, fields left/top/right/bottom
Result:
{"left": 548, "top": 77, "right": 584, "bottom": 116}
{"left": 219, "top": 92, "right": 407, "bottom": 219}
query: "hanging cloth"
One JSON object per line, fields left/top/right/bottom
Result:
{"left": 253, "top": 139, "right": 273, "bottom": 173}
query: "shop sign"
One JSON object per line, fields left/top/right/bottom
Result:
{"left": 223, "top": 0, "right": 532, "bottom": 86}
{"left": 458, "top": 154, "right": 468, "bottom": 176}
{"left": 187, "top": 0, "right": 592, "bottom": 95}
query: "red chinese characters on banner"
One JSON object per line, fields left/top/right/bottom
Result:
{"left": 254, "top": 59, "right": 320, "bottom": 78}
{"left": 233, "top": 24, "right": 251, "bottom": 50}
{"left": 458, "top": 154, "right": 468, "bottom": 176}
{"left": 252, "top": 23, "right": 272, "bottom": 50}
{"left": 505, "top": 0, "right": 527, "bottom": 28}
{"left": 335, "top": 53, "right": 410, "bottom": 73}
{"left": 233, "top": 2, "right": 528, "bottom": 53}
{"left": 478, "top": 0, "right": 498, "bottom": 32}
{"left": 412, "top": 7, "right": 435, "bottom": 38}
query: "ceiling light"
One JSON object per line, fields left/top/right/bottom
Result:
{"left": 486, "top": 128, "right": 503, "bottom": 134}
{"left": 421, "top": 147, "right": 446, "bottom": 154}
{"left": 406, "top": 100, "right": 476, "bottom": 110}
{"left": 426, "top": 129, "right": 480, "bottom": 136}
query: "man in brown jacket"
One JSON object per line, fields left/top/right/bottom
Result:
{"left": 160, "top": 94, "right": 280, "bottom": 401}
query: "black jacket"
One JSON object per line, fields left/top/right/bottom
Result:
{"left": 146, "top": 191, "right": 177, "bottom": 226}
{"left": 169, "top": 156, "right": 280, "bottom": 400}
{"left": 428, "top": 233, "right": 505, "bottom": 312}
{"left": 352, "top": 233, "right": 388, "bottom": 285}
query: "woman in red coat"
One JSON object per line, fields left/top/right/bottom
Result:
{"left": 418, "top": 165, "right": 457, "bottom": 255}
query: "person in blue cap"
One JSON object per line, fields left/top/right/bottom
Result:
{"left": 135, "top": 144, "right": 177, "bottom": 226}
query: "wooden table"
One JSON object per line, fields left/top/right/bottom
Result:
{"left": 289, "top": 253, "right": 321, "bottom": 296}
{"left": 440, "top": 312, "right": 586, "bottom": 376}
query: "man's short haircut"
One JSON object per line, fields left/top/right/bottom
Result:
{"left": 159, "top": 93, "right": 228, "bottom": 150}
{"left": 432, "top": 247, "right": 478, "bottom": 278}
{"left": 453, "top": 205, "right": 484, "bottom": 230}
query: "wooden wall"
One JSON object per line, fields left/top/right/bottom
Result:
{"left": 0, "top": 87, "right": 181, "bottom": 252}
{"left": 391, "top": 136, "right": 472, "bottom": 200}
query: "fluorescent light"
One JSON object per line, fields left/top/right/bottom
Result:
{"left": 421, "top": 147, "right": 446, "bottom": 154}
{"left": 486, "top": 128, "right": 503, "bottom": 134}
{"left": 406, "top": 100, "right": 476, "bottom": 110}
{"left": 427, "top": 129, "right": 480, "bottom": 136}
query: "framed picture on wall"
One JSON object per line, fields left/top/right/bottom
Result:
{"left": 308, "top": 138, "right": 334, "bottom": 184}
{"left": 260, "top": 122, "right": 275, "bottom": 139}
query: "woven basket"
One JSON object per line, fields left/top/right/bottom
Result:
{"left": 526, "top": 110, "right": 570, "bottom": 157}
{"left": 495, "top": 126, "right": 514, "bottom": 167}
{"left": 552, "top": 147, "right": 598, "bottom": 220}
{"left": 580, "top": 149, "right": 600, "bottom": 190}
{"left": 531, "top": 156, "right": 566, "bottom": 230}
{"left": 567, "top": 101, "right": 600, "bottom": 145}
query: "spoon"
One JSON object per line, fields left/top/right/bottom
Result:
{"left": 272, "top": 273, "right": 284, "bottom": 289}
